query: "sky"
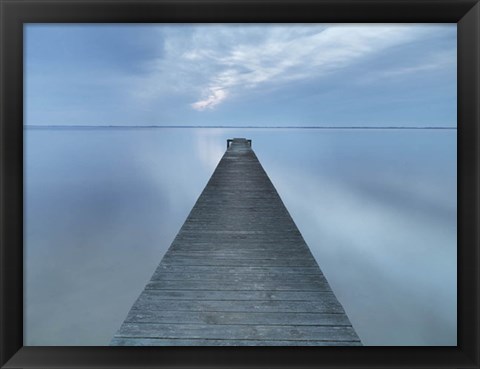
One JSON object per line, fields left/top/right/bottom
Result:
{"left": 24, "top": 24, "right": 456, "bottom": 127}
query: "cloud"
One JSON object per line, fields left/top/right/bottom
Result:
{"left": 191, "top": 88, "right": 228, "bottom": 111}
{"left": 130, "top": 24, "right": 453, "bottom": 112}
{"left": 367, "top": 49, "right": 456, "bottom": 80}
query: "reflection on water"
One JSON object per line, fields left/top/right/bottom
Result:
{"left": 24, "top": 127, "right": 456, "bottom": 345}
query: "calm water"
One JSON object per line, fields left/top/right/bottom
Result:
{"left": 24, "top": 127, "right": 457, "bottom": 345}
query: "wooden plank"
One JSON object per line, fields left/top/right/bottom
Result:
{"left": 166, "top": 244, "right": 312, "bottom": 250}
{"left": 165, "top": 250, "right": 312, "bottom": 256}
{"left": 116, "top": 323, "right": 360, "bottom": 341}
{"left": 176, "top": 230, "right": 303, "bottom": 236}
{"left": 111, "top": 338, "right": 362, "bottom": 346}
{"left": 131, "top": 297, "right": 344, "bottom": 314}
{"left": 154, "top": 265, "right": 322, "bottom": 275}
{"left": 145, "top": 279, "right": 331, "bottom": 291}
{"left": 170, "top": 235, "right": 305, "bottom": 243}
{"left": 167, "top": 245, "right": 312, "bottom": 252}
{"left": 161, "top": 255, "right": 315, "bottom": 262}
{"left": 150, "top": 272, "right": 324, "bottom": 283}
{"left": 158, "top": 258, "right": 318, "bottom": 267}
{"left": 130, "top": 289, "right": 336, "bottom": 301}
{"left": 124, "top": 310, "right": 351, "bottom": 326}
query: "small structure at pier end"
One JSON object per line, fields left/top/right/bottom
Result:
{"left": 111, "top": 138, "right": 361, "bottom": 346}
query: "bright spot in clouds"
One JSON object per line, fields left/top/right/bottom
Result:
{"left": 191, "top": 88, "right": 228, "bottom": 111}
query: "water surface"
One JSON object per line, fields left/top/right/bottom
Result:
{"left": 24, "top": 127, "right": 456, "bottom": 345}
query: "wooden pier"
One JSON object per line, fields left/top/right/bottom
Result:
{"left": 111, "top": 138, "right": 361, "bottom": 346}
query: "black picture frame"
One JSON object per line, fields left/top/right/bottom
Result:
{"left": 1, "top": 0, "right": 479, "bottom": 368}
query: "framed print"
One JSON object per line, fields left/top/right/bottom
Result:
{"left": 1, "top": 0, "right": 479, "bottom": 368}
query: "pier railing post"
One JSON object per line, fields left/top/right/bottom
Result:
{"left": 227, "top": 139, "right": 252, "bottom": 148}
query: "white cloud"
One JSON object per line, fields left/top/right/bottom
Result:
{"left": 191, "top": 88, "right": 228, "bottom": 111}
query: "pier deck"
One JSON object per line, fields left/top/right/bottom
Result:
{"left": 111, "top": 138, "right": 361, "bottom": 346}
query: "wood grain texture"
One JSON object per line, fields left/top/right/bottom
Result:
{"left": 111, "top": 138, "right": 360, "bottom": 346}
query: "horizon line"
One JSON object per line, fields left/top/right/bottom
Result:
{"left": 24, "top": 125, "right": 457, "bottom": 130}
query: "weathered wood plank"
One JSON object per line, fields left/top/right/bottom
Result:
{"left": 145, "top": 279, "right": 331, "bottom": 291}
{"left": 111, "top": 338, "right": 362, "bottom": 346}
{"left": 151, "top": 272, "right": 325, "bottom": 283}
{"left": 131, "top": 297, "right": 344, "bottom": 314}
{"left": 158, "top": 258, "right": 318, "bottom": 267}
{"left": 154, "top": 265, "right": 322, "bottom": 275}
{"left": 116, "top": 323, "right": 360, "bottom": 341}
{"left": 124, "top": 310, "right": 350, "bottom": 326}
{"left": 130, "top": 289, "right": 336, "bottom": 301}
{"left": 166, "top": 244, "right": 312, "bottom": 251}
{"left": 162, "top": 254, "right": 315, "bottom": 262}
{"left": 162, "top": 250, "right": 315, "bottom": 258}
{"left": 170, "top": 235, "right": 305, "bottom": 243}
